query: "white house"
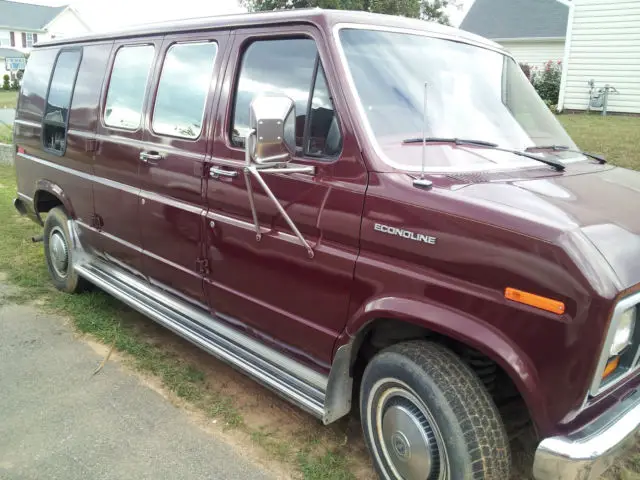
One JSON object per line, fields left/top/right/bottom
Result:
{"left": 460, "top": 0, "right": 570, "bottom": 70}
{"left": 0, "top": 0, "right": 90, "bottom": 53}
{"left": 558, "top": 0, "right": 640, "bottom": 114}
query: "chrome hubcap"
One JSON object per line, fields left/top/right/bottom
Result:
{"left": 374, "top": 383, "right": 449, "bottom": 480}
{"left": 382, "top": 401, "right": 435, "bottom": 479}
{"left": 49, "top": 227, "right": 69, "bottom": 278}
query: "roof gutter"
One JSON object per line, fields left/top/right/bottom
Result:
{"left": 0, "top": 26, "right": 47, "bottom": 33}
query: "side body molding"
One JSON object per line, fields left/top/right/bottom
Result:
{"left": 343, "top": 295, "right": 549, "bottom": 432}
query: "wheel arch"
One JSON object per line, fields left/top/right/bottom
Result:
{"left": 340, "top": 295, "right": 550, "bottom": 434}
{"left": 33, "top": 179, "right": 75, "bottom": 221}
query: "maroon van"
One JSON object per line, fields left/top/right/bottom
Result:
{"left": 12, "top": 9, "right": 640, "bottom": 479}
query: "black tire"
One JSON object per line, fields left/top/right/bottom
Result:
{"left": 43, "top": 207, "right": 89, "bottom": 293}
{"left": 360, "top": 340, "right": 510, "bottom": 480}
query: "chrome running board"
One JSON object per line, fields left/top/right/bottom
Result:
{"left": 74, "top": 258, "right": 331, "bottom": 420}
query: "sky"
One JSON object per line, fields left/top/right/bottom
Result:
{"left": 12, "top": 0, "right": 473, "bottom": 31}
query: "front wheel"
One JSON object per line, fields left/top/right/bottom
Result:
{"left": 360, "top": 341, "right": 510, "bottom": 480}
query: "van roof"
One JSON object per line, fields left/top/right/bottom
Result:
{"left": 36, "top": 8, "right": 502, "bottom": 52}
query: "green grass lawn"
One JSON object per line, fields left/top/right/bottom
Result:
{"left": 0, "top": 124, "right": 12, "bottom": 144}
{"left": 0, "top": 90, "right": 18, "bottom": 109}
{"left": 559, "top": 114, "right": 640, "bottom": 171}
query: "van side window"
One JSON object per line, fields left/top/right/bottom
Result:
{"left": 42, "top": 49, "right": 81, "bottom": 154}
{"left": 231, "top": 38, "right": 341, "bottom": 158}
{"left": 104, "top": 45, "right": 155, "bottom": 130}
{"left": 152, "top": 42, "right": 218, "bottom": 139}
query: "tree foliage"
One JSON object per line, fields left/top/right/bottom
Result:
{"left": 241, "top": 0, "right": 457, "bottom": 25}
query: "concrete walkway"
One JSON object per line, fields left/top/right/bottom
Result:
{"left": 0, "top": 301, "right": 274, "bottom": 480}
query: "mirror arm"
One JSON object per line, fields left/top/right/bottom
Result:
{"left": 245, "top": 162, "right": 315, "bottom": 259}
{"left": 244, "top": 170, "right": 262, "bottom": 242}
{"left": 244, "top": 130, "right": 263, "bottom": 241}
{"left": 256, "top": 166, "right": 315, "bottom": 174}
{"left": 246, "top": 165, "right": 315, "bottom": 259}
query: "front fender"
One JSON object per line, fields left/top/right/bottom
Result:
{"left": 34, "top": 179, "right": 76, "bottom": 220}
{"left": 343, "top": 295, "right": 550, "bottom": 434}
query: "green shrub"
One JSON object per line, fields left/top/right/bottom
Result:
{"left": 2, "top": 75, "right": 10, "bottom": 90}
{"left": 543, "top": 99, "right": 558, "bottom": 114}
{"left": 10, "top": 78, "right": 20, "bottom": 90}
{"left": 532, "top": 60, "right": 562, "bottom": 105}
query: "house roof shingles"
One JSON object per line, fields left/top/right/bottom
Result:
{"left": 0, "top": 0, "right": 66, "bottom": 31}
{"left": 460, "top": 0, "right": 569, "bottom": 40}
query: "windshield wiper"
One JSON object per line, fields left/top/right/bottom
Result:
{"left": 525, "top": 145, "right": 607, "bottom": 164}
{"left": 403, "top": 137, "right": 566, "bottom": 171}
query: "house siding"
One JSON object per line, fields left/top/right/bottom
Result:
{"left": 499, "top": 40, "right": 566, "bottom": 69}
{"left": 40, "top": 9, "right": 89, "bottom": 42}
{"left": 561, "top": 0, "right": 640, "bottom": 114}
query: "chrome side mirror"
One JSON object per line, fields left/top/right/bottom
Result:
{"left": 248, "top": 95, "right": 296, "bottom": 165}
{"left": 242, "top": 94, "right": 316, "bottom": 259}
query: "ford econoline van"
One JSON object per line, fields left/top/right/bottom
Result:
{"left": 13, "top": 9, "right": 640, "bottom": 480}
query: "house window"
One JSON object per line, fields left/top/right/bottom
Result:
{"left": 231, "top": 38, "right": 341, "bottom": 158}
{"left": 26, "top": 33, "right": 34, "bottom": 48}
{"left": 0, "top": 31, "right": 10, "bottom": 47}
{"left": 152, "top": 42, "right": 218, "bottom": 139}
{"left": 42, "top": 49, "right": 82, "bottom": 154}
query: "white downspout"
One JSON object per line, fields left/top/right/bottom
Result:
{"left": 557, "top": 0, "right": 576, "bottom": 113}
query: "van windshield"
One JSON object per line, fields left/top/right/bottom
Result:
{"left": 338, "top": 28, "right": 578, "bottom": 171}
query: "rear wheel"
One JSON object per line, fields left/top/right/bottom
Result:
{"left": 43, "top": 207, "right": 88, "bottom": 293}
{"left": 360, "top": 341, "right": 510, "bottom": 479}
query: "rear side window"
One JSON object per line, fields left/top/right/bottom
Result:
{"left": 104, "top": 45, "right": 155, "bottom": 130}
{"left": 231, "top": 38, "right": 341, "bottom": 158}
{"left": 152, "top": 42, "right": 218, "bottom": 139}
{"left": 42, "top": 49, "right": 81, "bottom": 154}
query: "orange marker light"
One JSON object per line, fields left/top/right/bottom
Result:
{"left": 504, "top": 288, "right": 566, "bottom": 315}
{"left": 602, "top": 357, "right": 620, "bottom": 379}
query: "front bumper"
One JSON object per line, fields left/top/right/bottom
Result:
{"left": 533, "top": 388, "right": 640, "bottom": 479}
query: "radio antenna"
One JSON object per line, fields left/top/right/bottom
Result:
{"left": 413, "top": 81, "right": 433, "bottom": 190}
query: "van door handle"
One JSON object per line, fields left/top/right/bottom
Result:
{"left": 139, "top": 151, "right": 163, "bottom": 163}
{"left": 210, "top": 166, "right": 238, "bottom": 178}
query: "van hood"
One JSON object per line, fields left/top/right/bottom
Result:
{"left": 451, "top": 165, "right": 640, "bottom": 289}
